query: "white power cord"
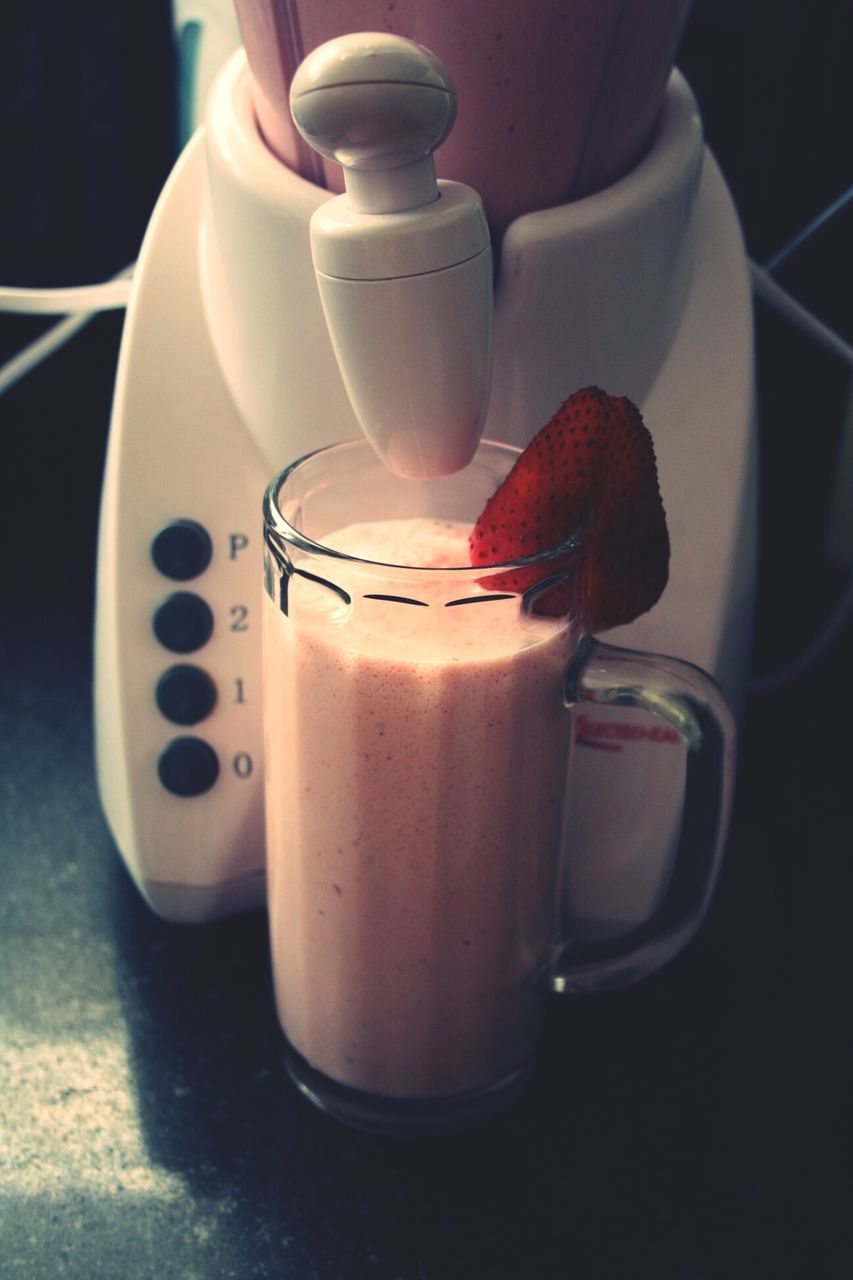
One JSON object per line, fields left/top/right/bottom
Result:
{"left": 0, "top": 310, "right": 99, "bottom": 398}
{"left": 746, "top": 204, "right": 853, "bottom": 693}
{"left": 0, "top": 265, "right": 134, "bottom": 397}
{"left": 0, "top": 274, "right": 133, "bottom": 315}
{"left": 748, "top": 572, "right": 853, "bottom": 694}
{"left": 750, "top": 261, "right": 853, "bottom": 369}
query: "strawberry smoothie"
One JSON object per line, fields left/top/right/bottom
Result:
{"left": 263, "top": 517, "right": 575, "bottom": 1101}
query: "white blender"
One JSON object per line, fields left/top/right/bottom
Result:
{"left": 95, "top": 3, "right": 756, "bottom": 951}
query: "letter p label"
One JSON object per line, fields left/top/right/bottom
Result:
{"left": 229, "top": 532, "right": 249, "bottom": 560}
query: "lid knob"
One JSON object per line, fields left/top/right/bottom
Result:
{"left": 290, "top": 32, "right": 456, "bottom": 214}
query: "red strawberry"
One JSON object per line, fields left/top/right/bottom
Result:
{"left": 469, "top": 387, "right": 669, "bottom": 630}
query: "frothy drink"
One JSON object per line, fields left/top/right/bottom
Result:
{"left": 233, "top": 0, "right": 692, "bottom": 235}
{"left": 263, "top": 518, "right": 575, "bottom": 1100}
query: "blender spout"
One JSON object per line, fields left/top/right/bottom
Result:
{"left": 289, "top": 32, "right": 493, "bottom": 479}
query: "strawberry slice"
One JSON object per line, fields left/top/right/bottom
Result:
{"left": 469, "top": 387, "right": 669, "bottom": 630}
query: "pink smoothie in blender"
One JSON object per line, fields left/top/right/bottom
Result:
{"left": 232, "top": 0, "right": 692, "bottom": 235}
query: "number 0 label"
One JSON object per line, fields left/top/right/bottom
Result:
{"left": 233, "top": 752, "right": 253, "bottom": 778}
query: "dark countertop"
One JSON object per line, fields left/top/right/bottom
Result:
{"left": 2, "top": 317, "right": 852, "bottom": 1279}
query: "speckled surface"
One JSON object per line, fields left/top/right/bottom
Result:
{"left": 2, "top": 316, "right": 852, "bottom": 1279}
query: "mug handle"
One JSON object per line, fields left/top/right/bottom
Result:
{"left": 550, "top": 634, "right": 737, "bottom": 994}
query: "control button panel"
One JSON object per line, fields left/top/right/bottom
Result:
{"left": 149, "top": 517, "right": 255, "bottom": 803}
{"left": 156, "top": 664, "right": 217, "bottom": 726}
{"left": 158, "top": 736, "right": 220, "bottom": 797}
{"left": 151, "top": 519, "right": 213, "bottom": 581}
{"left": 153, "top": 591, "right": 214, "bottom": 653}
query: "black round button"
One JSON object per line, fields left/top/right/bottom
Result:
{"left": 151, "top": 519, "right": 213, "bottom": 581}
{"left": 153, "top": 592, "right": 214, "bottom": 653}
{"left": 156, "top": 665, "right": 217, "bottom": 726}
{"left": 158, "top": 737, "right": 220, "bottom": 797}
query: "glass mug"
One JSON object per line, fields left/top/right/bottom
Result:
{"left": 262, "top": 439, "right": 735, "bottom": 1134}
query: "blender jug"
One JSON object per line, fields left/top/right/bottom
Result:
{"left": 232, "top": 0, "right": 693, "bottom": 236}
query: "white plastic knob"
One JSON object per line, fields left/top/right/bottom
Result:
{"left": 290, "top": 31, "right": 455, "bottom": 215}
{"left": 289, "top": 33, "right": 493, "bottom": 479}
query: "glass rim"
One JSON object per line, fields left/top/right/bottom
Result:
{"left": 262, "top": 437, "right": 587, "bottom": 575}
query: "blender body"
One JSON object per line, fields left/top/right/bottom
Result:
{"left": 95, "top": 4, "right": 755, "bottom": 941}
